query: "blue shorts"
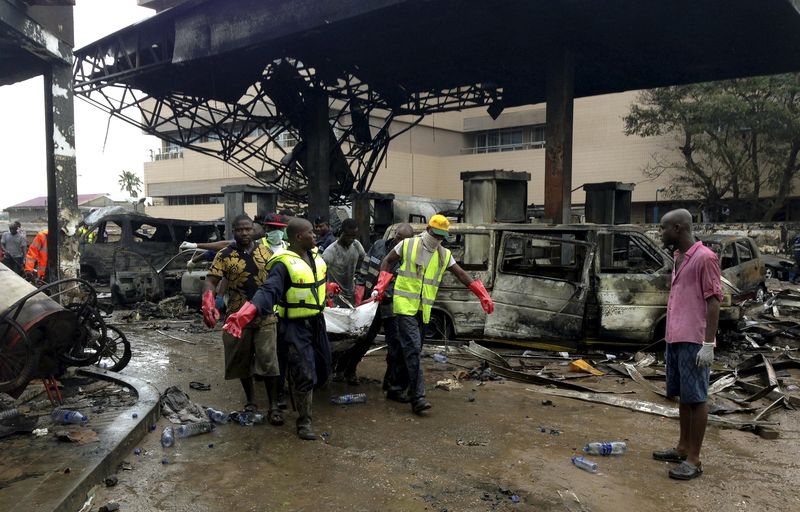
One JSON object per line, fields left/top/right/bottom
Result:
{"left": 665, "top": 342, "right": 709, "bottom": 404}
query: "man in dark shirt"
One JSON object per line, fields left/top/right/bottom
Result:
{"left": 223, "top": 218, "right": 338, "bottom": 440}
{"left": 334, "top": 223, "right": 414, "bottom": 396}
{"left": 314, "top": 217, "right": 336, "bottom": 253}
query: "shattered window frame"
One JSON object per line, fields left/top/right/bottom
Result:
{"left": 498, "top": 232, "right": 588, "bottom": 283}
{"left": 596, "top": 231, "right": 665, "bottom": 274}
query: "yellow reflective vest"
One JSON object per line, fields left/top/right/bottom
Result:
{"left": 392, "top": 237, "right": 451, "bottom": 324}
{"left": 267, "top": 248, "right": 327, "bottom": 319}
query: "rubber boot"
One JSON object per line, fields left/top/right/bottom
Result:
{"left": 295, "top": 391, "right": 317, "bottom": 440}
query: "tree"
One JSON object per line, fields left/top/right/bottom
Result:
{"left": 118, "top": 170, "right": 142, "bottom": 199}
{"left": 624, "top": 74, "right": 800, "bottom": 221}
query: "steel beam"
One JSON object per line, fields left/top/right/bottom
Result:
{"left": 0, "top": 0, "right": 71, "bottom": 65}
{"left": 544, "top": 48, "right": 575, "bottom": 224}
{"left": 304, "top": 90, "right": 331, "bottom": 224}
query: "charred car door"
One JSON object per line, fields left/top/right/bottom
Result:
{"left": 483, "top": 232, "right": 594, "bottom": 343}
{"left": 111, "top": 249, "right": 163, "bottom": 305}
{"left": 593, "top": 230, "right": 671, "bottom": 343}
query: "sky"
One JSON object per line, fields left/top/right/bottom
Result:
{"left": 0, "top": 0, "right": 158, "bottom": 211}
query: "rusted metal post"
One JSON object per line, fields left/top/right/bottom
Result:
{"left": 305, "top": 90, "right": 331, "bottom": 224}
{"left": 43, "top": 63, "right": 81, "bottom": 282}
{"left": 544, "top": 48, "right": 575, "bottom": 224}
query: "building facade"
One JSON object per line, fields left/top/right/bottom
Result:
{"left": 144, "top": 91, "right": 684, "bottom": 223}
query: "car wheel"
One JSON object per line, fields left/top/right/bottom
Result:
{"left": 756, "top": 285, "right": 767, "bottom": 303}
{"left": 764, "top": 267, "right": 774, "bottom": 280}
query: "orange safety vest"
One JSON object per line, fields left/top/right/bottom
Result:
{"left": 24, "top": 229, "right": 48, "bottom": 277}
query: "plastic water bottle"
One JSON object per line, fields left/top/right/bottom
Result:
{"left": 571, "top": 456, "right": 598, "bottom": 473}
{"left": 176, "top": 421, "right": 214, "bottom": 438}
{"left": 234, "top": 411, "right": 265, "bottom": 426}
{"left": 330, "top": 393, "right": 367, "bottom": 405}
{"left": 583, "top": 441, "right": 627, "bottom": 456}
{"left": 432, "top": 353, "right": 448, "bottom": 363}
{"left": 161, "top": 426, "right": 175, "bottom": 447}
{"left": 51, "top": 409, "right": 88, "bottom": 424}
{"left": 206, "top": 408, "right": 229, "bottom": 424}
{"left": 0, "top": 408, "right": 20, "bottom": 421}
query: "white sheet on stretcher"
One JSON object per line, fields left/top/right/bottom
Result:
{"left": 324, "top": 300, "right": 379, "bottom": 335}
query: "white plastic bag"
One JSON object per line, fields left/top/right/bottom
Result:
{"left": 324, "top": 300, "right": 379, "bottom": 335}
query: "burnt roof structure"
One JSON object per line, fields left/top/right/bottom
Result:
{"left": 74, "top": 0, "right": 800, "bottom": 219}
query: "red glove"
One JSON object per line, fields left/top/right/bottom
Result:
{"left": 201, "top": 290, "right": 220, "bottom": 328}
{"left": 326, "top": 282, "right": 341, "bottom": 296}
{"left": 223, "top": 301, "right": 258, "bottom": 338}
{"left": 371, "top": 271, "right": 394, "bottom": 302}
{"left": 468, "top": 279, "right": 494, "bottom": 314}
{"left": 354, "top": 284, "right": 366, "bottom": 307}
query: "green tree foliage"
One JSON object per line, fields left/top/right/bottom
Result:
{"left": 624, "top": 74, "right": 800, "bottom": 221}
{"left": 118, "top": 170, "right": 142, "bottom": 199}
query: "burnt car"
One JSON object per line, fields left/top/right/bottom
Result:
{"left": 762, "top": 254, "right": 796, "bottom": 282}
{"left": 110, "top": 249, "right": 213, "bottom": 305}
{"left": 381, "top": 223, "right": 739, "bottom": 349}
{"left": 697, "top": 235, "right": 766, "bottom": 301}
{"left": 79, "top": 213, "right": 222, "bottom": 281}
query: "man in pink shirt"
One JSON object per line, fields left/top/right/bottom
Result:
{"left": 652, "top": 209, "right": 722, "bottom": 480}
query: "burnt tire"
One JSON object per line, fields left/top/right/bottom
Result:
{"left": 94, "top": 324, "right": 131, "bottom": 372}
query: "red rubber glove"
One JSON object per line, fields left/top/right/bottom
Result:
{"left": 468, "top": 279, "right": 494, "bottom": 314}
{"left": 354, "top": 284, "right": 366, "bottom": 307}
{"left": 326, "top": 282, "right": 341, "bottom": 296}
{"left": 223, "top": 301, "right": 258, "bottom": 338}
{"left": 201, "top": 290, "right": 220, "bottom": 328}
{"left": 371, "top": 271, "right": 394, "bottom": 302}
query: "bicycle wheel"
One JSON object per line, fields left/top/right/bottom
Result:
{"left": 56, "top": 303, "right": 108, "bottom": 366}
{"left": 0, "top": 317, "right": 37, "bottom": 393}
{"left": 94, "top": 325, "right": 132, "bottom": 372}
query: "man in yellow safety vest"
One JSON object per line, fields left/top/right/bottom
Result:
{"left": 372, "top": 214, "right": 494, "bottom": 414}
{"left": 223, "top": 218, "right": 340, "bottom": 440}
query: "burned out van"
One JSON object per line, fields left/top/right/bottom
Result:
{"left": 382, "top": 223, "right": 739, "bottom": 349}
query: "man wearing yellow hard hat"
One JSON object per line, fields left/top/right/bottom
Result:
{"left": 373, "top": 214, "right": 494, "bottom": 414}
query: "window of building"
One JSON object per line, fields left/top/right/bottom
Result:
{"left": 165, "top": 195, "right": 224, "bottom": 206}
{"left": 466, "top": 124, "right": 545, "bottom": 154}
{"left": 276, "top": 131, "right": 298, "bottom": 148}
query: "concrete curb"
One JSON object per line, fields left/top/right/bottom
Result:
{"left": 49, "top": 368, "right": 161, "bottom": 512}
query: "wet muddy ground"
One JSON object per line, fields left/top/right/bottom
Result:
{"left": 86, "top": 320, "right": 799, "bottom": 512}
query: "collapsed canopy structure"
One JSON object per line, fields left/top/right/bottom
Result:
{"left": 73, "top": 0, "right": 800, "bottom": 219}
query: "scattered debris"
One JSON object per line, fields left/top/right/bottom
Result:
{"left": 157, "top": 329, "right": 197, "bottom": 345}
{"left": 568, "top": 359, "right": 604, "bottom": 376}
{"left": 435, "top": 379, "right": 462, "bottom": 391}
{"left": 456, "top": 438, "right": 488, "bottom": 446}
{"left": 161, "top": 386, "right": 207, "bottom": 424}
{"left": 104, "top": 475, "right": 119, "bottom": 487}
{"left": 98, "top": 502, "right": 120, "bottom": 512}
{"left": 56, "top": 429, "right": 99, "bottom": 444}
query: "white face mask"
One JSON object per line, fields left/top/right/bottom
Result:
{"left": 421, "top": 231, "right": 441, "bottom": 252}
{"left": 267, "top": 230, "right": 283, "bottom": 246}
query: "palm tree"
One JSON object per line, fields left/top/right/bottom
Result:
{"left": 118, "top": 170, "right": 142, "bottom": 198}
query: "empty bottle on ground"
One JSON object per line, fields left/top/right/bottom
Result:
{"left": 432, "top": 353, "right": 448, "bottom": 363}
{"left": 161, "top": 426, "right": 175, "bottom": 447}
{"left": 571, "top": 456, "right": 598, "bottom": 473}
{"left": 330, "top": 393, "right": 367, "bottom": 405}
{"left": 234, "top": 411, "right": 264, "bottom": 426}
{"left": 176, "top": 421, "right": 214, "bottom": 438}
{"left": 51, "top": 409, "right": 88, "bottom": 424}
{"left": 0, "top": 408, "right": 20, "bottom": 421}
{"left": 583, "top": 441, "right": 627, "bottom": 456}
{"left": 206, "top": 407, "right": 229, "bottom": 424}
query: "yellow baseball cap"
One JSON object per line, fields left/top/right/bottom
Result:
{"left": 428, "top": 214, "right": 450, "bottom": 236}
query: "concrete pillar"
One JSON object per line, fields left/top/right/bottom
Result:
{"left": 351, "top": 193, "right": 371, "bottom": 248}
{"left": 544, "top": 48, "right": 575, "bottom": 224}
{"left": 223, "top": 189, "right": 245, "bottom": 239}
{"left": 44, "top": 63, "right": 81, "bottom": 282}
{"left": 256, "top": 189, "right": 279, "bottom": 218}
{"left": 305, "top": 90, "right": 331, "bottom": 224}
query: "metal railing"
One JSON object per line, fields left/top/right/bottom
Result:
{"left": 459, "top": 141, "right": 545, "bottom": 154}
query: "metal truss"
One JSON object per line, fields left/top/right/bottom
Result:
{"left": 74, "top": 46, "right": 504, "bottom": 204}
